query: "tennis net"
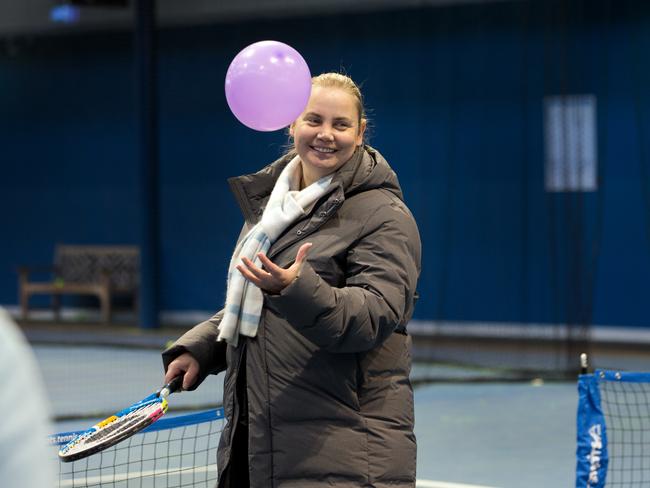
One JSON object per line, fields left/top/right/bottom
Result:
{"left": 576, "top": 370, "right": 650, "bottom": 488}
{"left": 50, "top": 408, "right": 225, "bottom": 488}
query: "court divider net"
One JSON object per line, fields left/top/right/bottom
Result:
{"left": 576, "top": 370, "right": 650, "bottom": 488}
{"left": 50, "top": 408, "right": 225, "bottom": 488}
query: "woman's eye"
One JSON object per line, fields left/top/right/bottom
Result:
{"left": 305, "top": 117, "right": 320, "bottom": 125}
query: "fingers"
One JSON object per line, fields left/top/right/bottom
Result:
{"left": 165, "top": 352, "right": 200, "bottom": 390}
{"left": 256, "top": 243, "right": 311, "bottom": 272}
{"left": 165, "top": 363, "right": 183, "bottom": 384}
{"left": 239, "top": 255, "right": 284, "bottom": 290}
{"left": 294, "top": 243, "right": 313, "bottom": 264}
{"left": 240, "top": 257, "right": 272, "bottom": 280}
{"left": 236, "top": 244, "right": 313, "bottom": 292}
{"left": 182, "top": 361, "right": 200, "bottom": 390}
{"left": 236, "top": 261, "right": 268, "bottom": 288}
{"left": 237, "top": 259, "right": 283, "bottom": 295}
{"left": 256, "top": 253, "right": 283, "bottom": 276}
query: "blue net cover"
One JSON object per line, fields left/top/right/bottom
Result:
{"left": 576, "top": 373, "right": 608, "bottom": 488}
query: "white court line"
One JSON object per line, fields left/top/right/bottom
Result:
{"left": 61, "top": 471, "right": 497, "bottom": 488}
{"left": 417, "top": 480, "right": 502, "bottom": 488}
{"left": 59, "top": 465, "right": 217, "bottom": 487}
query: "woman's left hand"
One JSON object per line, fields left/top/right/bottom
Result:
{"left": 236, "top": 242, "right": 313, "bottom": 294}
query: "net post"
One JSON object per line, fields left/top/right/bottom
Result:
{"left": 580, "top": 352, "right": 589, "bottom": 375}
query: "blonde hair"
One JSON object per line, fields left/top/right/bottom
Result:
{"left": 311, "top": 72, "right": 366, "bottom": 125}
{"left": 284, "top": 72, "right": 368, "bottom": 156}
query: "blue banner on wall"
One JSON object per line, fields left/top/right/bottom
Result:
{"left": 575, "top": 374, "right": 608, "bottom": 488}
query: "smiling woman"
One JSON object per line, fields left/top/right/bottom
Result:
{"left": 162, "top": 72, "right": 422, "bottom": 488}
{"left": 289, "top": 73, "right": 368, "bottom": 188}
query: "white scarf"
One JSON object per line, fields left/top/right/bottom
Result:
{"left": 218, "top": 156, "right": 333, "bottom": 345}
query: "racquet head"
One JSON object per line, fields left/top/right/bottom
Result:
{"left": 58, "top": 376, "right": 182, "bottom": 462}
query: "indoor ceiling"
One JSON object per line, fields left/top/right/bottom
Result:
{"left": 1, "top": 0, "right": 519, "bottom": 36}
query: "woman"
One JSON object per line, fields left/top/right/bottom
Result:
{"left": 163, "top": 73, "right": 421, "bottom": 488}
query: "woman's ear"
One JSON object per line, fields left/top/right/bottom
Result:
{"left": 357, "top": 118, "right": 367, "bottom": 146}
{"left": 289, "top": 123, "right": 295, "bottom": 138}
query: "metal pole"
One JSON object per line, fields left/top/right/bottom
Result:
{"left": 134, "top": 0, "right": 160, "bottom": 329}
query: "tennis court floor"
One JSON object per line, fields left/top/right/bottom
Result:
{"left": 35, "top": 342, "right": 578, "bottom": 488}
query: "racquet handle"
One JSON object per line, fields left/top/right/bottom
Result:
{"left": 158, "top": 376, "right": 183, "bottom": 399}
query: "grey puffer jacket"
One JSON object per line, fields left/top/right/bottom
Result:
{"left": 163, "top": 146, "right": 421, "bottom": 488}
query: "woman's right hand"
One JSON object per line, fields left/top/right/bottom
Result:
{"left": 165, "top": 352, "right": 200, "bottom": 390}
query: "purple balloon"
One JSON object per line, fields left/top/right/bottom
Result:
{"left": 225, "top": 41, "right": 312, "bottom": 132}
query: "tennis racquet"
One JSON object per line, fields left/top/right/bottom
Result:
{"left": 58, "top": 376, "right": 183, "bottom": 462}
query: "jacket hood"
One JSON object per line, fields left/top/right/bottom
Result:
{"left": 334, "top": 145, "right": 404, "bottom": 201}
{"left": 228, "top": 146, "right": 404, "bottom": 223}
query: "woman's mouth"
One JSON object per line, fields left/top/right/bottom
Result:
{"left": 310, "top": 145, "right": 337, "bottom": 154}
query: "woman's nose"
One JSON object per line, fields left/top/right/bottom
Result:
{"left": 317, "top": 128, "right": 334, "bottom": 141}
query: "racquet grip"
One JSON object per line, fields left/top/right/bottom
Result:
{"left": 159, "top": 376, "right": 183, "bottom": 398}
{"left": 167, "top": 375, "right": 183, "bottom": 393}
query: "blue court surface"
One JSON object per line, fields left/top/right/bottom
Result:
{"left": 36, "top": 345, "right": 577, "bottom": 488}
{"left": 413, "top": 381, "right": 576, "bottom": 488}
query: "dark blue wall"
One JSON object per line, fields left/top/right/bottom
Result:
{"left": 2, "top": 0, "right": 649, "bottom": 327}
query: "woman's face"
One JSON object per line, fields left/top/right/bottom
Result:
{"left": 290, "top": 86, "right": 366, "bottom": 181}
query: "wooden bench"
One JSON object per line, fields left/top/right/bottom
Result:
{"left": 18, "top": 245, "right": 140, "bottom": 323}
